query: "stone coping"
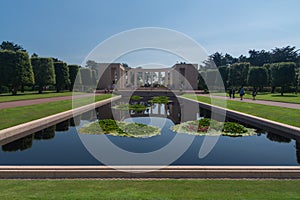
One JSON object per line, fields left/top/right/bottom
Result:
{"left": 0, "top": 166, "right": 300, "bottom": 179}
{"left": 0, "top": 95, "right": 121, "bottom": 145}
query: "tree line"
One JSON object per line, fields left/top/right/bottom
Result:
{"left": 199, "top": 46, "right": 300, "bottom": 95}
{"left": 0, "top": 41, "right": 98, "bottom": 95}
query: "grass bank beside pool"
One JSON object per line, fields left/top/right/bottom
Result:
{"left": 244, "top": 92, "right": 300, "bottom": 104}
{"left": 182, "top": 94, "right": 300, "bottom": 128}
{"left": 0, "top": 94, "right": 112, "bottom": 130}
{"left": 218, "top": 92, "right": 300, "bottom": 104}
{"left": 0, "top": 179, "right": 299, "bottom": 200}
{"left": 0, "top": 91, "right": 85, "bottom": 103}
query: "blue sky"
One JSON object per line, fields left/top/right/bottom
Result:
{"left": 0, "top": 0, "right": 299, "bottom": 66}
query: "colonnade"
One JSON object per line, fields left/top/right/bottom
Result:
{"left": 125, "top": 68, "right": 174, "bottom": 88}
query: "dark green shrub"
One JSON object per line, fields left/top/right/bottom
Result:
{"left": 222, "top": 122, "right": 247, "bottom": 134}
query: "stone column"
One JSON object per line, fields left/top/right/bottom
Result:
{"left": 127, "top": 71, "right": 131, "bottom": 86}
{"left": 165, "top": 71, "right": 169, "bottom": 86}
{"left": 121, "top": 71, "right": 125, "bottom": 88}
{"left": 142, "top": 71, "right": 145, "bottom": 86}
{"left": 151, "top": 72, "right": 154, "bottom": 87}
{"left": 134, "top": 71, "right": 137, "bottom": 87}
{"left": 158, "top": 72, "right": 161, "bottom": 85}
{"left": 169, "top": 70, "right": 173, "bottom": 87}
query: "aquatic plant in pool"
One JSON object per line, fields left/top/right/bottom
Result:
{"left": 171, "top": 118, "right": 256, "bottom": 137}
{"left": 149, "top": 96, "right": 170, "bottom": 104}
{"left": 112, "top": 103, "right": 149, "bottom": 111}
{"left": 79, "top": 119, "right": 161, "bottom": 138}
{"left": 130, "top": 95, "right": 143, "bottom": 101}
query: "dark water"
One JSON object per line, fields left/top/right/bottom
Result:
{"left": 0, "top": 97, "right": 299, "bottom": 166}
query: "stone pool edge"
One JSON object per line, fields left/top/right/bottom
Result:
{"left": 0, "top": 166, "right": 300, "bottom": 179}
{"left": 0, "top": 95, "right": 121, "bottom": 145}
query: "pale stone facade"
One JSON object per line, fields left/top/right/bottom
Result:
{"left": 97, "top": 63, "right": 198, "bottom": 90}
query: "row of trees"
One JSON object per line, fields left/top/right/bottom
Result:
{"left": 199, "top": 46, "right": 300, "bottom": 95}
{"left": 199, "top": 62, "right": 299, "bottom": 95}
{"left": 208, "top": 46, "right": 299, "bottom": 67}
{"left": 0, "top": 41, "right": 97, "bottom": 95}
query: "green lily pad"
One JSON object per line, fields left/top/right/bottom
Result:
{"left": 79, "top": 119, "right": 161, "bottom": 138}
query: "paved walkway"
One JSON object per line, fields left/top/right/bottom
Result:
{"left": 1, "top": 93, "right": 299, "bottom": 110}
{"left": 0, "top": 94, "right": 99, "bottom": 109}
{"left": 198, "top": 94, "right": 300, "bottom": 110}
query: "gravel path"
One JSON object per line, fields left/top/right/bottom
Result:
{"left": 0, "top": 94, "right": 97, "bottom": 109}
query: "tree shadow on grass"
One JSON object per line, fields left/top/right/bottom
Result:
{"left": 270, "top": 94, "right": 298, "bottom": 97}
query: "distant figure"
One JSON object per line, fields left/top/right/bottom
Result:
{"left": 239, "top": 86, "right": 245, "bottom": 100}
{"left": 229, "top": 88, "right": 232, "bottom": 99}
{"left": 252, "top": 87, "right": 257, "bottom": 100}
{"left": 232, "top": 88, "right": 235, "bottom": 99}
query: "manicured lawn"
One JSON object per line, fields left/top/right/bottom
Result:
{"left": 183, "top": 94, "right": 300, "bottom": 128}
{"left": 0, "top": 179, "right": 299, "bottom": 200}
{"left": 0, "top": 91, "right": 84, "bottom": 103}
{"left": 244, "top": 92, "right": 300, "bottom": 104}
{"left": 219, "top": 92, "right": 300, "bottom": 104}
{"left": 0, "top": 94, "right": 112, "bottom": 130}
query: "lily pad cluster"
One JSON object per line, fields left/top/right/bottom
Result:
{"left": 130, "top": 95, "right": 143, "bottom": 101}
{"left": 149, "top": 96, "right": 170, "bottom": 104}
{"left": 171, "top": 118, "right": 256, "bottom": 137}
{"left": 79, "top": 119, "right": 161, "bottom": 138}
{"left": 112, "top": 103, "right": 149, "bottom": 111}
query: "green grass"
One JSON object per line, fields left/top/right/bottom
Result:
{"left": 0, "top": 179, "right": 299, "bottom": 200}
{"left": 244, "top": 92, "right": 300, "bottom": 104}
{"left": 0, "top": 94, "right": 112, "bottom": 130}
{"left": 218, "top": 92, "right": 300, "bottom": 104}
{"left": 183, "top": 94, "right": 300, "bottom": 128}
{"left": 0, "top": 90, "right": 85, "bottom": 103}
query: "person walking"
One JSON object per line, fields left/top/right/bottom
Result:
{"left": 239, "top": 86, "right": 245, "bottom": 100}
{"left": 229, "top": 88, "right": 232, "bottom": 99}
{"left": 252, "top": 87, "right": 257, "bottom": 100}
{"left": 232, "top": 88, "right": 235, "bottom": 99}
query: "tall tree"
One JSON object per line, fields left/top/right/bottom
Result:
{"left": 198, "top": 71, "right": 207, "bottom": 90}
{"left": 0, "top": 41, "right": 24, "bottom": 52}
{"left": 80, "top": 68, "right": 93, "bottom": 86}
{"left": 228, "top": 62, "right": 250, "bottom": 87}
{"left": 248, "top": 49, "right": 271, "bottom": 66}
{"left": 218, "top": 66, "right": 229, "bottom": 88}
{"left": 271, "top": 46, "right": 299, "bottom": 63}
{"left": 247, "top": 66, "right": 269, "bottom": 90}
{"left": 17, "top": 51, "right": 35, "bottom": 93}
{"left": 270, "top": 62, "right": 296, "bottom": 96}
{"left": 238, "top": 55, "right": 248, "bottom": 63}
{"left": 205, "top": 69, "right": 218, "bottom": 88}
{"left": 210, "top": 52, "right": 226, "bottom": 67}
{"left": 224, "top": 53, "right": 238, "bottom": 65}
{"left": 0, "top": 50, "right": 34, "bottom": 95}
{"left": 31, "top": 58, "right": 55, "bottom": 93}
{"left": 54, "top": 62, "right": 70, "bottom": 92}
{"left": 68, "top": 65, "right": 81, "bottom": 91}
{"left": 86, "top": 60, "right": 98, "bottom": 75}
{"left": 91, "top": 70, "right": 97, "bottom": 86}
{"left": 0, "top": 50, "right": 15, "bottom": 89}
